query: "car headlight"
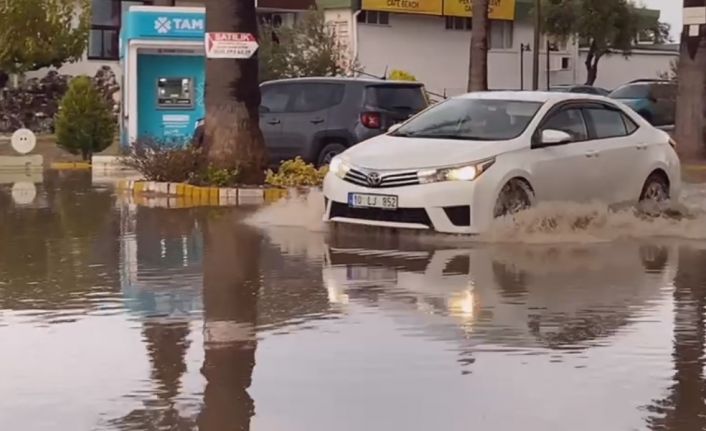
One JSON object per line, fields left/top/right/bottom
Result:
{"left": 329, "top": 157, "right": 351, "bottom": 179}
{"left": 418, "top": 158, "right": 495, "bottom": 184}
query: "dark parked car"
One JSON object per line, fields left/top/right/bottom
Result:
{"left": 549, "top": 84, "right": 610, "bottom": 96}
{"left": 609, "top": 79, "right": 677, "bottom": 127}
{"left": 193, "top": 77, "right": 429, "bottom": 166}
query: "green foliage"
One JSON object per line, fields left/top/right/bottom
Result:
{"left": 259, "top": 9, "right": 356, "bottom": 82}
{"left": 265, "top": 157, "right": 328, "bottom": 187}
{"left": 122, "top": 139, "right": 203, "bottom": 183}
{"left": 55, "top": 76, "right": 115, "bottom": 160}
{"left": 541, "top": 0, "right": 669, "bottom": 84}
{"left": 0, "top": 0, "right": 90, "bottom": 74}
{"left": 389, "top": 69, "right": 417, "bottom": 81}
{"left": 122, "top": 139, "right": 243, "bottom": 186}
{"left": 199, "top": 165, "right": 241, "bottom": 187}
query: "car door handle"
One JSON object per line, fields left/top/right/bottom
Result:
{"left": 584, "top": 150, "right": 599, "bottom": 158}
{"left": 636, "top": 144, "right": 647, "bottom": 150}
{"left": 310, "top": 118, "right": 324, "bottom": 124}
{"left": 266, "top": 119, "right": 280, "bottom": 125}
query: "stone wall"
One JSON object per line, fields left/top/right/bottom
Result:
{"left": 0, "top": 66, "right": 120, "bottom": 135}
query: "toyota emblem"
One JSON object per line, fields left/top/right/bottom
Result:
{"left": 367, "top": 172, "right": 382, "bottom": 187}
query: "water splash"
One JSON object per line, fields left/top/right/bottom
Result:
{"left": 245, "top": 189, "right": 327, "bottom": 232}
{"left": 246, "top": 185, "right": 706, "bottom": 244}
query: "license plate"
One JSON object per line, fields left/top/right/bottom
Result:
{"left": 348, "top": 193, "right": 398, "bottom": 209}
{"left": 346, "top": 265, "right": 397, "bottom": 282}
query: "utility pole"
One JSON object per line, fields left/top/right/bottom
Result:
{"left": 674, "top": 0, "right": 706, "bottom": 161}
{"left": 532, "top": 0, "right": 541, "bottom": 90}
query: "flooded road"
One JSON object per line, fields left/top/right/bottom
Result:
{"left": 3, "top": 172, "right": 706, "bottom": 430}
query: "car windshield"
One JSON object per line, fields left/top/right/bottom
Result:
{"left": 391, "top": 98, "right": 543, "bottom": 141}
{"left": 610, "top": 83, "right": 650, "bottom": 99}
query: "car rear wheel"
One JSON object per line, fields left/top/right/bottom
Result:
{"left": 317, "top": 143, "right": 346, "bottom": 167}
{"left": 493, "top": 179, "right": 533, "bottom": 218}
{"left": 639, "top": 172, "right": 670, "bottom": 203}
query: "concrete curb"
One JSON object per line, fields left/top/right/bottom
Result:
{"left": 116, "top": 179, "right": 289, "bottom": 207}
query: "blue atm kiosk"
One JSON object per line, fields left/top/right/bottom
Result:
{"left": 120, "top": 6, "right": 206, "bottom": 147}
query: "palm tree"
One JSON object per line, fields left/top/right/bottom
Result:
{"left": 197, "top": 211, "right": 261, "bottom": 431}
{"left": 674, "top": 22, "right": 706, "bottom": 161}
{"left": 204, "top": 0, "right": 268, "bottom": 184}
{"left": 467, "top": 0, "right": 490, "bottom": 92}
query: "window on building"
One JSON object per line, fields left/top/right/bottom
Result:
{"left": 489, "top": 20, "right": 513, "bottom": 50}
{"left": 89, "top": 0, "right": 147, "bottom": 60}
{"left": 357, "top": 10, "right": 389, "bottom": 25}
{"left": 445, "top": 16, "right": 471, "bottom": 31}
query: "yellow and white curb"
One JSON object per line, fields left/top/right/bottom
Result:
{"left": 116, "top": 179, "right": 289, "bottom": 207}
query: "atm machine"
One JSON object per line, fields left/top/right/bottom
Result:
{"left": 119, "top": 6, "right": 206, "bottom": 148}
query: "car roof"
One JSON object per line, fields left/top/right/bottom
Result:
{"left": 262, "top": 76, "right": 424, "bottom": 86}
{"left": 455, "top": 91, "right": 611, "bottom": 103}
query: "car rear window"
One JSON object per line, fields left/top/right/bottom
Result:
{"left": 609, "top": 83, "right": 650, "bottom": 99}
{"left": 365, "top": 85, "right": 427, "bottom": 113}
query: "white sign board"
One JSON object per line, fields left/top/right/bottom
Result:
{"left": 684, "top": 7, "right": 706, "bottom": 25}
{"left": 205, "top": 32, "right": 259, "bottom": 59}
{"left": 11, "top": 128, "right": 36, "bottom": 155}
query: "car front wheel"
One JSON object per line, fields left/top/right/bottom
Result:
{"left": 493, "top": 179, "right": 533, "bottom": 218}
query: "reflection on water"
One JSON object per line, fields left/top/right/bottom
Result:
{"left": 2, "top": 173, "right": 706, "bottom": 430}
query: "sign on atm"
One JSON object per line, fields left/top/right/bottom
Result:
{"left": 205, "top": 32, "right": 259, "bottom": 59}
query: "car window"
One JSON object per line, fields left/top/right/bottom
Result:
{"left": 260, "top": 84, "right": 292, "bottom": 113}
{"left": 392, "top": 98, "right": 542, "bottom": 141}
{"left": 289, "top": 83, "right": 345, "bottom": 113}
{"left": 365, "top": 85, "right": 427, "bottom": 113}
{"left": 542, "top": 108, "right": 588, "bottom": 141}
{"left": 623, "top": 113, "right": 638, "bottom": 134}
{"left": 584, "top": 107, "right": 628, "bottom": 138}
{"left": 609, "top": 83, "right": 650, "bottom": 99}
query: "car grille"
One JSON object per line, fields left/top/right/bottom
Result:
{"left": 330, "top": 202, "right": 431, "bottom": 227}
{"left": 343, "top": 168, "right": 420, "bottom": 188}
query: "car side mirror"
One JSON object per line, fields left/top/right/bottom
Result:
{"left": 259, "top": 105, "right": 270, "bottom": 113}
{"left": 540, "top": 129, "right": 572, "bottom": 146}
{"left": 387, "top": 123, "right": 401, "bottom": 133}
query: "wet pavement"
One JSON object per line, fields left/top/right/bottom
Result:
{"left": 3, "top": 171, "right": 706, "bottom": 430}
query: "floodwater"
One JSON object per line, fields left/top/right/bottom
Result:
{"left": 3, "top": 172, "right": 706, "bottom": 430}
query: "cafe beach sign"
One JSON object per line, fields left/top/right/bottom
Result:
{"left": 360, "top": 0, "right": 516, "bottom": 20}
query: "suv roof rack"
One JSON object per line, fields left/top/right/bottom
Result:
{"left": 627, "top": 78, "right": 670, "bottom": 84}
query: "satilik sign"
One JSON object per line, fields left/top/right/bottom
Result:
{"left": 205, "top": 33, "right": 259, "bottom": 59}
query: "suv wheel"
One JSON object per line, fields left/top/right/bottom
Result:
{"left": 317, "top": 143, "right": 346, "bottom": 167}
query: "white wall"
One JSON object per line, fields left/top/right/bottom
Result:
{"left": 356, "top": 14, "right": 577, "bottom": 96}
{"left": 576, "top": 49, "right": 678, "bottom": 91}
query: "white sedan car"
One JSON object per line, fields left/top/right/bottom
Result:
{"left": 323, "top": 91, "right": 681, "bottom": 234}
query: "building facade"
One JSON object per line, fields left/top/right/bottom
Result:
{"left": 30, "top": 0, "right": 677, "bottom": 95}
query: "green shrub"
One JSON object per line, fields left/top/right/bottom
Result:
{"left": 389, "top": 69, "right": 417, "bottom": 81}
{"left": 122, "top": 138, "right": 203, "bottom": 183}
{"left": 121, "top": 138, "right": 242, "bottom": 186}
{"left": 55, "top": 76, "right": 115, "bottom": 160}
{"left": 265, "top": 157, "right": 328, "bottom": 187}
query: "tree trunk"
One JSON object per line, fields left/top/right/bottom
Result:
{"left": 205, "top": 0, "right": 267, "bottom": 184}
{"left": 198, "top": 212, "right": 260, "bottom": 431}
{"left": 674, "top": 32, "right": 706, "bottom": 162}
{"left": 583, "top": 42, "right": 603, "bottom": 86}
{"left": 467, "top": 0, "right": 489, "bottom": 92}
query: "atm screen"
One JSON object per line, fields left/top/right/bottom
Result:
{"left": 157, "top": 77, "right": 194, "bottom": 108}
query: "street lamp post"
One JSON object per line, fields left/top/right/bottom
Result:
{"left": 520, "top": 43, "right": 531, "bottom": 90}
{"left": 532, "top": 0, "right": 541, "bottom": 90}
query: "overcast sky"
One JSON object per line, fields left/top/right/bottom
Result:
{"left": 643, "top": 0, "right": 682, "bottom": 40}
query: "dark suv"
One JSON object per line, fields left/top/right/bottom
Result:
{"left": 609, "top": 79, "right": 677, "bottom": 127}
{"left": 193, "top": 77, "right": 428, "bottom": 166}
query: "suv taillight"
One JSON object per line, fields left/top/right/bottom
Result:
{"left": 361, "top": 112, "right": 381, "bottom": 129}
